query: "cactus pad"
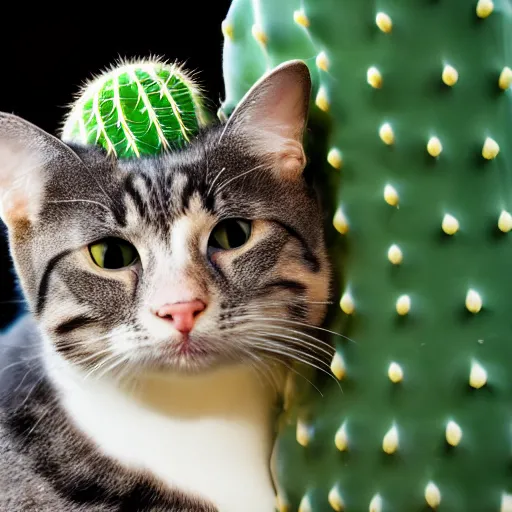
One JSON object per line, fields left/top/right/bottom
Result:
{"left": 221, "top": 1, "right": 512, "bottom": 511}
{"left": 62, "top": 59, "right": 207, "bottom": 158}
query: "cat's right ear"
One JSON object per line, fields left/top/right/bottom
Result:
{"left": 0, "top": 113, "right": 83, "bottom": 228}
{"left": 221, "top": 60, "right": 312, "bottom": 180}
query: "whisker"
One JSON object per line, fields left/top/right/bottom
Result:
{"left": 215, "top": 164, "right": 266, "bottom": 195}
{"left": 207, "top": 166, "right": 227, "bottom": 197}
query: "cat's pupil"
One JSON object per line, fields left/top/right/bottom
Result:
{"left": 104, "top": 243, "right": 126, "bottom": 269}
{"left": 89, "top": 238, "right": 138, "bottom": 269}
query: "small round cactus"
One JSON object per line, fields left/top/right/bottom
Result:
{"left": 61, "top": 58, "right": 208, "bottom": 158}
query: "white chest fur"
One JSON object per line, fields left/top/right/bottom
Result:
{"left": 45, "top": 352, "right": 279, "bottom": 512}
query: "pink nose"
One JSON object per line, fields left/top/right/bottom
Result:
{"left": 155, "top": 300, "right": 206, "bottom": 334}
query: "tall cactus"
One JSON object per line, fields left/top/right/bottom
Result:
{"left": 220, "top": 1, "right": 512, "bottom": 511}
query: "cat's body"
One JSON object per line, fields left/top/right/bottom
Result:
{"left": 0, "top": 61, "right": 330, "bottom": 511}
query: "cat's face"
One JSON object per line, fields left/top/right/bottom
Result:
{"left": 0, "top": 61, "right": 330, "bottom": 375}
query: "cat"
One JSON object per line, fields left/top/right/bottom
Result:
{"left": 0, "top": 60, "right": 331, "bottom": 511}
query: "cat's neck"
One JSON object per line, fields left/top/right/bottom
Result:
{"left": 43, "top": 337, "right": 282, "bottom": 512}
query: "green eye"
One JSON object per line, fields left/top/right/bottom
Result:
{"left": 89, "top": 238, "right": 139, "bottom": 269}
{"left": 208, "top": 219, "right": 252, "bottom": 251}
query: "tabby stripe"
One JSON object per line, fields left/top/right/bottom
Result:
{"left": 54, "top": 315, "right": 97, "bottom": 335}
{"left": 124, "top": 175, "right": 147, "bottom": 218}
{"left": 36, "top": 249, "right": 73, "bottom": 315}
{"left": 264, "top": 280, "right": 307, "bottom": 292}
{"left": 275, "top": 221, "right": 320, "bottom": 273}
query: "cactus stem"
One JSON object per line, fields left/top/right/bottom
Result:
{"left": 498, "top": 210, "right": 512, "bottom": 232}
{"left": 441, "top": 214, "right": 460, "bottom": 235}
{"left": 382, "top": 424, "right": 399, "bottom": 454}
{"left": 482, "top": 137, "right": 500, "bottom": 160}
{"left": 425, "top": 482, "right": 441, "bottom": 509}
{"left": 328, "top": 485, "right": 345, "bottom": 511}
{"left": 396, "top": 295, "right": 411, "bottom": 316}
{"left": 316, "top": 51, "right": 330, "bottom": 72}
{"left": 327, "top": 148, "right": 343, "bottom": 169}
{"left": 375, "top": 12, "right": 392, "bottom": 34}
{"left": 442, "top": 65, "right": 459, "bottom": 87}
{"left": 340, "top": 291, "right": 355, "bottom": 315}
{"left": 469, "top": 361, "right": 488, "bottom": 388}
{"left": 384, "top": 184, "right": 399, "bottom": 207}
{"left": 499, "top": 67, "right": 512, "bottom": 90}
{"left": 379, "top": 122, "right": 395, "bottom": 145}
{"left": 333, "top": 207, "right": 349, "bottom": 234}
{"left": 331, "top": 352, "right": 346, "bottom": 380}
{"left": 334, "top": 423, "right": 349, "bottom": 452}
{"left": 369, "top": 493, "right": 383, "bottom": 512}
{"left": 315, "top": 86, "right": 330, "bottom": 112}
{"left": 465, "top": 289, "right": 483, "bottom": 314}
{"left": 296, "top": 419, "right": 313, "bottom": 447}
{"left": 476, "top": 0, "right": 494, "bottom": 19}
{"left": 367, "top": 66, "right": 383, "bottom": 89}
{"left": 388, "top": 362, "right": 404, "bottom": 383}
{"left": 427, "top": 136, "right": 443, "bottom": 157}
{"left": 387, "top": 244, "right": 403, "bottom": 265}
{"left": 446, "top": 420, "right": 463, "bottom": 446}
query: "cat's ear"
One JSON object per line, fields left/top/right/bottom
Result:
{"left": 0, "top": 112, "right": 83, "bottom": 227}
{"left": 222, "top": 60, "right": 311, "bottom": 179}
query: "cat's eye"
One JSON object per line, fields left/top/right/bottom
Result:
{"left": 88, "top": 238, "right": 139, "bottom": 270}
{"left": 208, "top": 219, "right": 252, "bottom": 251}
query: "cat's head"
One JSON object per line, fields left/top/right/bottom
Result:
{"left": 0, "top": 61, "right": 331, "bottom": 375}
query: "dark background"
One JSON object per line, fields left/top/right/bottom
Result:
{"left": 0, "top": 3, "right": 232, "bottom": 329}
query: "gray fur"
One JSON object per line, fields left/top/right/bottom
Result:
{"left": 0, "top": 61, "right": 330, "bottom": 510}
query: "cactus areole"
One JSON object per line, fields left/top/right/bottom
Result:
{"left": 62, "top": 59, "right": 207, "bottom": 158}
{"left": 221, "top": 1, "right": 512, "bottom": 511}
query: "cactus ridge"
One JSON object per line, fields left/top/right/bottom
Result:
{"left": 221, "top": 1, "right": 512, "bottom": 511}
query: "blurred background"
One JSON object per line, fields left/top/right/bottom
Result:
{"left": 0, "top": 3, "right": 232, "bottom": 329}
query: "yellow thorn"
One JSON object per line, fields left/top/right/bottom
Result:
{"left": 446, "top": 420, "right": 463, "bottom": 446}
{"left": 275, "top": 494, "right": 289, "bottom": 512}
{"left": 293, "top": 9, "right": 310, "bottom": 28}
{"left": 499, "top": 67, "right": 512, "bottom": 90}
{"left": 367, "top": 66, "right": 383, "bottom": 89}
{"left": 331, "top": 352, "right": 346, "bottom": 380}
{"left": 369, "top": 493, "right": 383, "bottom": 512}
{"left": 221, "top": 20, "right": 234, "bottom": 40}
{"left": 333, "top": 207, "right": 349, "bottom": 234}
{"left": 315, "top": 86, "right": 329, "bottom": 112}
{"left": 375, "top": 12, "right": 392, "bottom": 33}
{"left": 442, "top": 65, "right": 459, "bottom": 86}
{"left": 316, "top": 51, "right": 330, "bottom": 72}
{"left": 427, "top": 136, "right": 443, "bottom": 157}
{"left": 498, "top": 210, "right": 512, "bottom": 232}
{"left": 298, "top": 495, "right": 312, "bottom": 512}
{"left": 425, "top": 482, "right": 441, "bottom": 509}
{"left": 387, "top": 244, "right": 403, "bottom": 265}
{"left": 251, "top": 24, "right": 267, "bottom": 45}
{"left": 382, "top": 425, "right": 399, "bottom": 454}
{"left": 388, "top": 362, "right": 404, "bottom": 383}
{"left": 442, "top": 214, "right": 459, "bottom": 235}
{"left": 296, "top": 419, "right": 312, "bottom": 447}
{"left": 465, "top": 289, "right": 482, "bottom": 314}
{"left": 476, "top": 0, "right": 494, "bottom": 18}
{"left": 334, "top": 423, "right": 348, "bottom": 451}
{"left": 470, "top": 361, "right": 488, "bottom": 388}
{"left": 327, "top": 148, "right": 343, "bottom": 169}
{"left": 328, "top": 486, "right": 345, "bottom": 511}
{"left": 396, "top": 295, "right": 411, "bottom": 316}
{"left": 379, "top": 123, "right": 395, "bottom": 145}
{"left": 482, "top": 137, "right": 500, "bottom": 159}
{"left": 384, "top": 184, "right": 399, "bottom": 207}
{"left": 501, "top": 493, "right": 512, "bottom": 512}
{"left": 340, "top": 291, "right": 355, "bottom": 315}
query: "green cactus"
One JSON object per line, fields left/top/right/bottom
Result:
{"left": 220, "top": 1, "right": 512, "bottom": 511}
{"left": 61, "top": 59, "right": 208, "bottom": 158}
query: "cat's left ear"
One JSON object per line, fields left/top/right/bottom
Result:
{"left": 222, "top": 60, "right": 311, "bottom": 179}
{"left": 0, "top": 112, "right": 84, "bottom": 227}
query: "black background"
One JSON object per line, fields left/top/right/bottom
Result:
{"left": 0, "top": 3, "right": 232, "bottom": 329}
